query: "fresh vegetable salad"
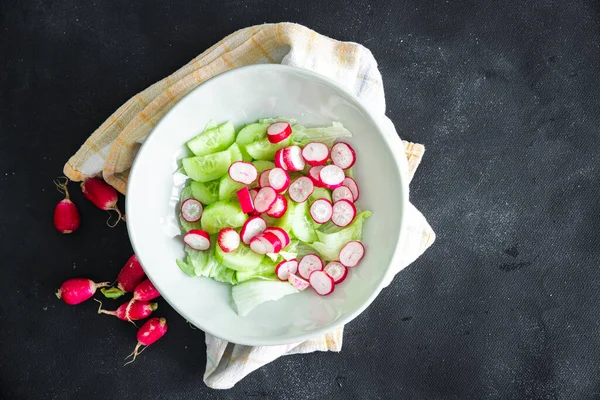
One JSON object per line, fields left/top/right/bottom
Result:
{"left": 175, "top": 118, "right": 370, "bottom": 316}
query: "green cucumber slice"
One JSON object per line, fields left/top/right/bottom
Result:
{"left": 219, "top": 175, "right": 245, "bottom": 200}
{"left": 215, "top": 242, "right": 264, "bottom": 272}
{"left": 236, "top": 122, "right": 269, "bottom": 145}
{"left": 190, "top": 180, "right": 220, "bottom": 205}
{"left": 244, "top": 136, "right": 292, "bottom": 160}
{"left": 186, "top": 121, "right": 236, "bottom": 156}
{"left": 182, "top": 149, "right": 231, "bottom": 182}
{"left": 200, "top": 200, "right": 248, "bottom": 234}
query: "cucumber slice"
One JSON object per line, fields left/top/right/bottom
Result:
{"left": 291, "top": 200, "right": 317, "bottom": 243}
{"left": 236, "top": 122, "right": 269, "bottom": 145}
{"left": 182, "top": 149, "right": 231, "bottom": 182}
{"left": 244, "top": 136, "right": 292, "bottom": 160}
{"left": 200, "top": 200, "right": 248, "bottom": 234}
{"left": 236, "top": 257, "right": 278, "bottom": 283}
{"left": 204, "top": 119, "right": 218, "bottom": 131}
{"left": 215, "top": 242, "right": 264, "bottom": 272}
{"left": 228, "top": 142, "right": 244, "bottom": 163}
{"left": 309, "top": 187, "right": 332, "bottom": 204}
{"left": 190, "top": 180, "right": 220, "bottom": 205}
{"left": 275, "top": 195, "right": 295, "bottom": 233}
{"left": 186, "top": 121, "right": 236, "bottom": 156}
{"left": 252, "top": 160, "right": 276, "bottom": 175}
{"left": 219, "top": 175, "right": 245, "bottom": 200}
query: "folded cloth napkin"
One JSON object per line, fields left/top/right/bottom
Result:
{"left": 63, "top": 22, "right": 436, "bottom": 389}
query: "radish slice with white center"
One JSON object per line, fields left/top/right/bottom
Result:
{"left": 339, "top": 241, "right": 365, "bottom": 267}
{"left": 319, "top": 165, "right": 345, "bottom": 189}
{"left": 240, "top": 216, "right": 267, "bottom": 245}
{"left": 263, "top": 227, "right": 290, "bottom": 248}
{"left": 324, "top": 261, "right": 348, "bottom": 284}
{"left": 218, "top": 228, "right": 241, "bottom": 253}
{"left": 268, "top": 168, "right": 290, "bottom": 193}
{"left": 267, "top": 122, "right": 292, "bottom": 144}
{"left": 183, "top": 229, "right": 210, "bottom": 251}
{"left": 180, "top": 198, "right": 203, "bottom": 222}
{"left": 308, "top": 166, "right": 325, "bottom": 187}
{"left": 342, "top": 177, "right": 359, "bottom": 201}
{"left": 266, "top": 195, "right": 288, "bottom": 218}
{"left": 309, "top": 270, "right": 334, "bottom": 296}
{"left": 274, "top": 149, "right": 287, "bottom": 170}
{"left": 282, "top": 146, "right": 305, "bottom": 172}
{"left": 288, "top": 272, "right": 310, "bottom": 291}
{"left": 298, "top": 254, "right": 323, "bottom": 280}
{"left": 332, "top": 186, "right": 354, "bottom": 204}
{"left": 330, "top": 142, "right": 356, "bottom": 170}
{"left": 249, "top": 235, "right": 270, "bottom": 254}
{"left": 331, "top": 199, "right": 356, "bottom": 227}
{"left": 309, "top": 198, "right": 333, "bottom": 224}
{"left": 236, "top": 187, "right": 255, "bottom": 214}
{"left": 301, "top": 142, "right": 329, "bottom": 166}
{"left": 254, "top": 187, "right": 277, "bottom": 213}
{"left": 261, "top": 231, "right": 283, "bottom": 253}
{"left": 276, "top": 259, "right": 298, "bottom": 281}
{"left": 258, "top": 170, "right": 271, "bottom": 188}
{"left": 228, "top": 162, "right": 258, "bottom": 185}
{"left": 249, "top": 188, "right": 259, "bottom": 203}
{"left": 288, "top": 177, "right": 314, "bottom": 203}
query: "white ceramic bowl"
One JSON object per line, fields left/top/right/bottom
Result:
{"left": 126, "top": 65, "right": 408, "bottom": 345}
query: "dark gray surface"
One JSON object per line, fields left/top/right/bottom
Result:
{"left": 2, "top": 0, "right": 600, "bottom": 399}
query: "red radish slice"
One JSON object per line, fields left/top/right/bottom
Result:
{"left": 308, "top": 166, "right": 325, "bottom": 187}
{"left": 301, "top": 142, "right": 329, "bottom": 166}
{"left": 332, "top": 186, "right": 354, "bottom": 204}
{"left": 228, "top": 162, "right": 258, "bottom": 184}
{"left": 258, "top": 170, "right": 271, "bottom": 188}
{"left": 266, "top": 195, "right": 288, "bottom": 218}
{"left": 309, "top": 270, "right": 335, "bottom": 296}
{"left": 240, "top": 216, "right": 267, "bottom": 245}
{"left": 261, "top": 232, "right": 283, "bottom": 253}
{"left": 274, "top": 149, "right": 286, "bottom": 170}
{"left": 249, "top": 235, "right": 269, "bottom": 254}
{"left": 324, "top": 261, "right": 348, "bottom": 284}
{"left": 268, "top": 168, "right": 290, "bottom": 193}
{"left": 236, "top": 187, "right": 255, "bottom": 214}
{"left": 298, "top": 254, "right": 323, "bottom": 280}
{"left": 263, "top": 227, "right": 290, "bottom": 247}
{"left": 331, "top": 199, "right": 356, "bottom": 227}
{"left": 180, "top": 198, "right": 203, "bottom": 222}
{"left": 276, "top": 259, "right": 299, "bottom": 281}
{"left": 254, "top": 187, "right": 277, "bottom": 213}
{"left": 310, "top": 198, "right": 333, "bottom": 224}
{"left": 249, "top": 188, "right": 259, "bottom": 202}
{"left": 267, "top": 122, "right": 292, "bottom": 144}
{"left": 288, "top": 177, "right": 314, "bottom": 203}
{"left": 339, "top": 241, "right": 365, "bottom": 267}
{"left": 330, "top": 142, "right": 356, "bottom": 170}
{"left": 282, "top": 146, "right": 305, "bottom": 172}
{"left": 183, "top": 229, "right": 210, "bottom": 250}
{"left": 342, "top": 177, "right": 360, "bottom": 201}
{"left": 218, "top": 228, "right": 240, "bottom": 253}
{"left": 288, "top": 272, "right": 310, "bottom": 291}
{"left": 319, "top": 165, "right": 345, "bottom": 189}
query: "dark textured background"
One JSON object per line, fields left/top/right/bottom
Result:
{"left": 2, "top": 0, "right": 600, "bottom": 399}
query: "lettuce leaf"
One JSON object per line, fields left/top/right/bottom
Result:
{"left": 232, "top": 280, "right": 298, "bottom": 316}
{"left": 308, "top": 211, "right": 372, "bottom": 260}
{"left": 291, "top": 122, "right": 352, "bottom": 147}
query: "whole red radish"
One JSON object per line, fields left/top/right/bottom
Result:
{"left": 81, "top": 177, "right": 123, "bottom": 226}
{"left": 125, "top": 317, "right": 168, "bottom": 364}
{"left": 133, "top": 279, "right": 161, "bottom": 301}
{"left": 53, "top": 178, "right": 81, "bottom": 234}
{"left": 56, "top": 278, "right": 110, "bottom": 305}
{"left": 95, "top": 299, "right": 158, "bottom": 321}
{"left": 118, "top": 254, "right": 146, "bottom": 292}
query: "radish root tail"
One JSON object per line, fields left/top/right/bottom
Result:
{"left": 53, "top": 177, "right": 71, "bottom": 199}
{"left": 93, "top": 298, "right": 116, "bottom": 316}
{"left": 124, "top": 343, "right": 146, "bottom": 365}
{"left": 106, "top": 206, "right": 123, "bottom": 228}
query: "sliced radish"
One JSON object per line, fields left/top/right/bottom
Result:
{"left": 268, "top": 168, "right": 290, "bottom": 193}
{"left": 261, "top": 231, "right": 283, "bottom": 253}
{"left": 339, "top": 241, "right": 365, "bottom": 268}
{"left": 263, "top": 227, "right": 290, "bottom": 248}
{"left": 266, "top": 195, "right": 288, "bottom": 218}
{"left": 330, "top": 142, "right": 356, "bottom": 170}
{"left": 180, "top": 198, "right": 203, "bottom": 222}
{"left": 319, "top": 165, "right": 345, "bottom": 189}
{"left": 309, "top": 198, "right": 333, "bottom": 224}
{"left": 324, "top": 261, "right": 348, "bottom": 284}
{"left": 274, "top": 149, "right": 286, "bottom": 170}
{"left": 308, "top": 166, "right": 325, "bottom": 187}
{"left": 249, "top": 235, "right": 271, "bottom": 254}
{"left": 298, "top": 254, "right": 323, "bottom": 280}
{"left": 183, "top": 229, "right": 210, "bottom": 251}
{"left": 249, "top": 188, "right": 259, "bottom": 202}
{"left": 236, "top": 187, "right": 255, "bottom": 214}
{"left": 276, "top": 259, "right": 298, "bottom": 281}
{"left": 228, "top": 161, "right": 258, "bottom": 184}
{"left": 240, "top": 216, "right": 267, "bottom": 245}
{"left": 267, "top": 122, "right": 292, "bottom": 144}
{"left": 288, "top": 272, "right": 310, "bottom": 291}
{"left": 332, "top": 186, "right": 354, "bottom": 204}
{"left": 254, "top": 187, "right": 277, "bottom": 213}
{"left": 331, "top": 199, "right": 356, "bottom": 227}
{"left": 218, "top": 228, "right": 240, "bottom": 253}
{"left": 288, "top": 177, "right": 314, "bottom": 203}
{"left": 342, "top": 177, "right": 359, "bottom": 201}
{"left": 258, "top": 170, "right": 271, "bottom": 188}
{"left": 282, "top": 146, "right": 305, "bottom": 172}
{"left": 309, "top": 270, "right": 334, "bottom": 296}
{"left": 301, "top": 142, "right": 329, "bottom": 166}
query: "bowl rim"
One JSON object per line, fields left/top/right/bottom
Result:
{"left": 126, "top": 64, "right": 409, "bottom": 345}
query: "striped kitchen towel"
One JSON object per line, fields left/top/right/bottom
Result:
{"left": 63, "top": 22, "right": 435, "bottom": 389}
